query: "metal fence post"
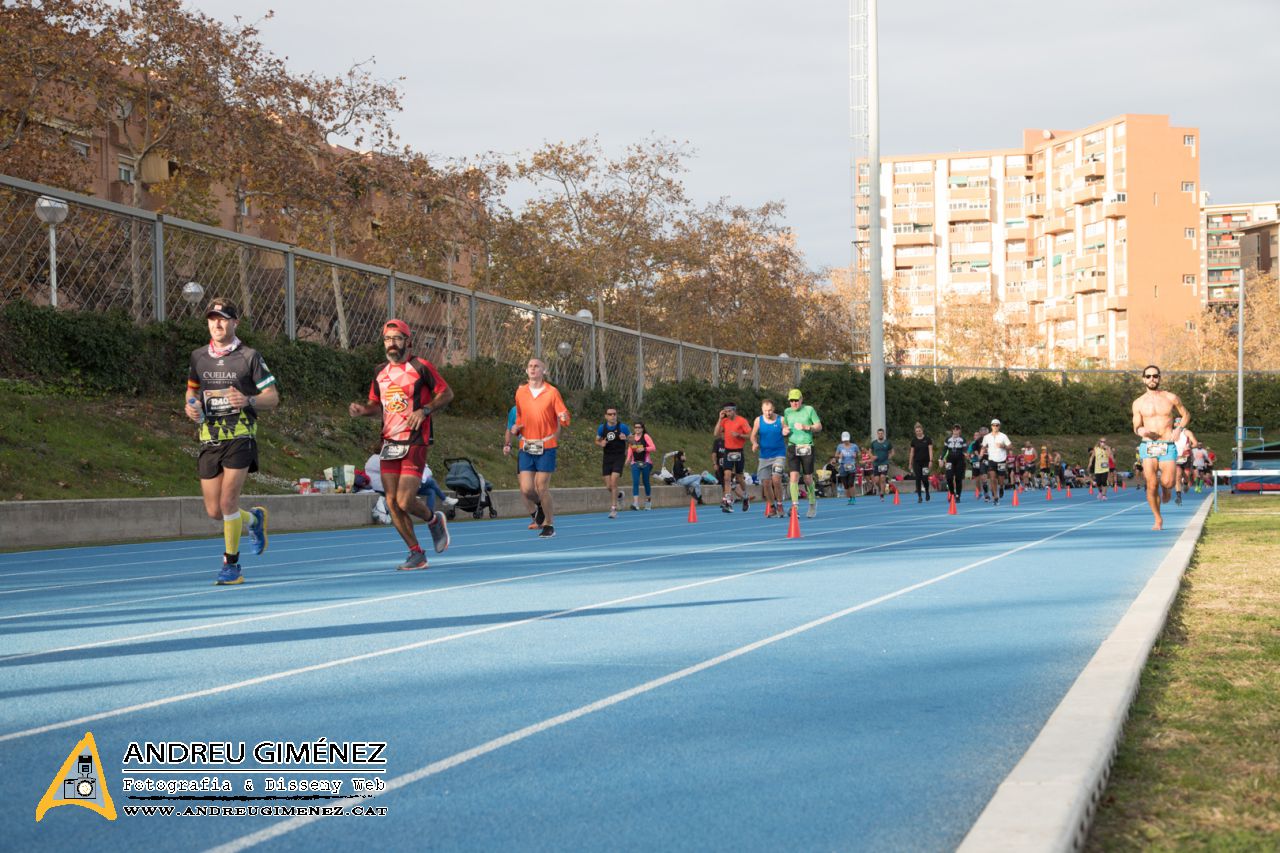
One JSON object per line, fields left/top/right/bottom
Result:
{"left": 386, "top": 272, "right": 396, "bottom": 320}
{"left": 676, "top": 343, "right": 684, "bottom": 381}
{"left": 1061, "top": 371, "right": 1069, "bottom": 386}
{"left": 152, "top": 216, "right": 166, "bottom": 322}
{"left": 636, "top": 334, "right": 645, "bottom": 404}
{"left": 285, "top": 250, "right": 296, "bottom": 340}
{"left": 794, "top": 359, "right": 803, "bottom": 386}
{"left": 468, "top": 292, "right": 477, "bottom": 361}
{"left": 712, "top": 351, "right": 720, "bottom": 385}
{"left": 534, "top": 310, "right": 543, "bottom": 361}
{"left": 588, "top": 322, "right": 597, "bottom": 388}
{"left": 753, "top": 355, "right": 760, "bottom": 390}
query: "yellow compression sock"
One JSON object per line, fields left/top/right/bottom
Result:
{"left": 223, "top": 512, "right": 246, "bottom": 555}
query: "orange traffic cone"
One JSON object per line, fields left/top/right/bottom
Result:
{"left": 1066, "top": 486, "right": 1072, "bottom": 499}
{"left": 974, "top": 483, "right": 981, "bottom": 499}
{"left": 1089, "top": 481, "right": 1094, "bottom": 495}
{"left": 1045, "top": 487, "right": 1052, "bottom": 501}
{"left": 892, "top": 485, "right": 900, "bottom": 506}
{"left": 948, "top": 494, "right": 957, "bottom": 515}
{"left": 1012, "top": 488, "right": 1020, "bottom": 507}
{"left": 688, "top": 497, "right": 698, "bottom": 524}
{"left": 786, "top": 505, "right": 802, "bottom": 539}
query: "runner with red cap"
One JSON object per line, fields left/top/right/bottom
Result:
{"left": 349, "top": 319, "right": 454, "bottom": 570}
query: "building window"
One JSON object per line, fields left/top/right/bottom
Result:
{"left": 70, "top": 140, "right": 90, "bottom": 158}
{"left": 1185, "top": 321, "right": 1196, "bottom": 331}
{"left": 1154, "top": 286, "right": 1159, "bottom": 299}
{"left": 117, "top": 160, "right": 135, "bottom": 183}
{"left": 1184, "top": 134, "right": 1195, "bottom": 146}
{"left": 1183, "top": 274, "right": 1196, "bottom": 285}
{"left": 1152, "top": 193, "right": 1158, "bottom": 206}
{"left": 1182, "top": 181, "right": 1195, "bottom": 193}
{"left": 1185, "top": 228, "right": 1196, "bottom": 239}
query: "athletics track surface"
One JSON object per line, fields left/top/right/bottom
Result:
{"left": 0, "top": 487, "right": 1202, "bottom": 851}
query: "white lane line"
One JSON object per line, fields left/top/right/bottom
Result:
{"left": 0, "top": 505, "right": 765, "bottom": 591}
{"left": 0, "top": 504, "right": 1080, "bottom": 742}
{"left": 205, "top": 504, "right": 1141, "bottom": 853}
{"left": 0, "top": 509, "right": 977, "bottom": 662}
{"left": 0, "top": 507, "right": 861, "bottom": 620}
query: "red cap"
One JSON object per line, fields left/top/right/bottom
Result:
{"left": 384, "top": 319, "right": 411, "bottom": 338}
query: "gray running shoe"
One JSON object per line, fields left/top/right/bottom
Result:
{"left": 398, "top": 550, "right": 428, "bottom": 571}
{"left": 427, "top": 511, "right": 450, "bottom": 554}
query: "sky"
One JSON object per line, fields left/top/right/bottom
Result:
{"left": 208, "top": 0, "right": 1280, "bottom": 272}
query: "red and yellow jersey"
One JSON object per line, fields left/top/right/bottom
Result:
{"left": 368, "top": 356, "right": 448, "bottom": 444}
{"left": 514, "top": 383, "right": 570, "bottom": 449}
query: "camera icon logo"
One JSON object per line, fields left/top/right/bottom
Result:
{"left": 37, "top": 735, "right": 117, "bottom": 822}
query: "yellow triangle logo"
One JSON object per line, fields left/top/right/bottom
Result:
{"left": 35, "top": 731, "right": 116, "bottom": 822}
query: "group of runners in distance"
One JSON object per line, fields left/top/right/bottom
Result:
{"left": 182, "top": 298, "right": 1211, "bottom": 582}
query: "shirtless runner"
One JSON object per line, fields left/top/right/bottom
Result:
{"left": 1131, "top": 364, "right": 1190, "bottom": 530}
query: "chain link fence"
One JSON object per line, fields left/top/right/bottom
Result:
{"left": 3, "top": 172, "right": 1276, "bottom": 413}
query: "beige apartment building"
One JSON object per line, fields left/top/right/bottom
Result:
{"left": 856, "top": 114, "right": 1202, "bottom": 367}
{"left": 1201, "top": 201, "right": 1280, "bottom": 305}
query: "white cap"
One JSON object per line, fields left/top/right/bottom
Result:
{"left": 841, "top": 431, "right": 851, "bottom": 441}
{"left": 990, "top": 418, "right": 1001, "bottom": 426}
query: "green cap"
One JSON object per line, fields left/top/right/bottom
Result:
{"left": 787, "top": 388, "right": 803, "bottom": 401}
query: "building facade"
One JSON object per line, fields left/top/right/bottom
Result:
{"left": 1201, "top": 201, "right": 1280, "bottom": 306}
{"left": 857, "top": 114, "right": 1202, "bottom": 367}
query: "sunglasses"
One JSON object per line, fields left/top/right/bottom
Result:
{"left": 382, "top": 335, "right": 407, "bottom": 344}
{"left": 1143, "top": 373, "right": 1160, "bottom": 379}
{"left": 606, "top": 412, "right": 617, "bottom": 416}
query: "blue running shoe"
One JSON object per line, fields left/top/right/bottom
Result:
{"left": 248, "top": 506, "right": 268, "bottom": 556}
{"left": 216, "top": 560, "right": 243, "bottom": 586}
{"left": 427, "top": 511, "right": 450, "bottom": 554}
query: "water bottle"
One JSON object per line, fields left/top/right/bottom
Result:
{"left": 188, "top": 397, "right": 204, "bottom": 424}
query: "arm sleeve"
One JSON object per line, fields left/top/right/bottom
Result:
{"left": 368, "top": 379, "right": 380, "bottom": 404}
{"left": 645, "top": 435, "right": 656, "bottom": 453}
{"left": 508, "top": 407, "right": 518, "bottom": 430}
{"left": 251, "top": 352, "right": 277, "bottom": 392}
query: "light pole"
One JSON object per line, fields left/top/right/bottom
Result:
{"left": 555, "top": 340, "right": 572, "bottom": 386}
{"left": 34, "top": 196, "right": 69, "bottom": 307}
{"left": 576, "top": 308, "right": 596, "bottom": 389}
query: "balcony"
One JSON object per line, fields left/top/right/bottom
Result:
{"left": 900, "top": 312, "right": 935, "bottom": 330}
{"left": 1045, "top": 213, "right": 1074, "bottom": 234}
{"left": 1072, "top": 181, "right": 1106, "bottom": 205}
{"left": 1103, "top": 193, "right": 1129, "bottom": 218}
{"left": 1046, "top": 302, "right": 1075, "bottom": 321}
{"left": 1076, "top": 160, "right": 1106, "bottom": 180}
{"left": 1073, "top": 272, "right": 1107, "bottom": 295}
{"left": 894, "top": 249, "right": 936, "bottom": 267}
{"left": 1023, "top": 195, "right": 1046, "bottom": 218}
{"left": 1069, "top": 252, "right": 1104, "bottom": 274}
{"left": 1105, "top": 296, "right": 1127, "bottom": 312}
{"left": 894, "top": 229, "right": 938, "bottom": 246}
{"left": 948, "top": 205, "right": 991, "bottom": 223}
{"left": 1026, "top": 283, "right": 1048, "bottom": 303}
{"left": 1003, "top": 222, "right": 1028, "bottom": 241}
{"left": 949, "top": 269, "right": 993, "bottom": 287}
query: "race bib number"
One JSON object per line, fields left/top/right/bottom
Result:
{"left": 605, "top": 430, "right": 617, "bottom": 442}
{"left": 726, "top": 451, "right": 743, "bottom": 463}
{"left": 772, "top": 462, "right": 785, "bottom": 475}
{"left": 840, "top": 463, "right": 858, "bottom": 474}
{"left": 380, "top": 440, "right": 410, "bottom": 461}
{"left": 203, "top": 388, "right": 239, "bottom": 417}
{"left": 1145, "top": 442, "right": 1168, "bottom": 458}
{"left": 795, "top": 445, "right": 812, "bottom": 457}
{"left": 524, "top": 439, "right": 545, "bottom": 456}
{"left": 944, "top": 461, "right": 952, "bottom": 471}
{"left": 876, "top": 464, "right": 889, "bottom": 474}
{"left": 996, "top": 461, "right": 1008, "bottom": 474}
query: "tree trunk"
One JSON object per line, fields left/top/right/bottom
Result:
{"left": 594, "top": 288, "right": 609, "bottom": 390}
{"left": 326, "top": 220, "right": 350, "bottom": 349}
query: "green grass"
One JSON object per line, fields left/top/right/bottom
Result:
{"left": 1087, "top": 496, "right": 1280, "bottom": 850}
{"left": 0, "top": 382, "right": 1253, "bottom": 501}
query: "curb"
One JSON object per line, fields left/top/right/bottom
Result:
{"left": 957, "top": 494, "right": 1213, "bottom": 852}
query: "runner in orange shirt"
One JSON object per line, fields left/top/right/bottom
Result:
{"left": 713, "top": 402, "right": 753, "bottom": 513}
{"left": 513, "top": 357, "right": 571, "bottom": 538}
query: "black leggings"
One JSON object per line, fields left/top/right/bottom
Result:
{"left": 912, "top": 466, "right": 929, "bottom": 495}
{"left": 945, "top": 463, "right": 965, "bottom": 496}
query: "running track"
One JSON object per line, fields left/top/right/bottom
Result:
{"left": 0, "top": 487, "right": 1201, "bottom": 851}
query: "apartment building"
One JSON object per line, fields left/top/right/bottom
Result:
{"left": 1201, "top": 201, "right": 1280, "bottom": 305}
{"left": 856, "top": 114, "right": 1202, "bottom": 367}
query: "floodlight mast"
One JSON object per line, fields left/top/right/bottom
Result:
{"left": 850, "top": 0, "right": 885, "bottom": 436}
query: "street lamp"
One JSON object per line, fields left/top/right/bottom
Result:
{"left": 1235, "top": 232, "right": 1245, "bottom": 470}
{"left": 34, "top": 196, "right": 69, "bottom": 307}
{"left": 182, "top": 281, "right": 205, "bottom": 305}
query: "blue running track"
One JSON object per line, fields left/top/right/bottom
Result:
{"left": 0, "top": 487, "right": 1201, "bottom": 851}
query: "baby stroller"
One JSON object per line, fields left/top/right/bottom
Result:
{"left": 442, "top": 457, "right": 497, "bottom": 520}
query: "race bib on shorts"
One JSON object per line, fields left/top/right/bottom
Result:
{"left": 726, "top": 451, "right": 743, "bottom": 463}
{"left": 876, "top": 464, "right": 889, "bottom": 474}
{"left": 840, "top": 463, "right": 857, "bottom": 474}
{"left": 380, "top": 440, "right": 410, "bottom": 461}
{"left": 795, "top": 445, "right": 812, "bottom": 457}
{"left": 524, "top": 439, "right": 545, "bottom": 456}
{"left": 1145, "top": 442, "right": 1168, "bottom": 458}
{"left": 996, "top": 461, "right": 1008, "bottom": 473}
{"left": 772, "top": 462, "right": 785, "bottom": 475}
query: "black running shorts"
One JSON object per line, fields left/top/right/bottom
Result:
{"left": 198, "top": 437, "right": 258, "bottom": 479}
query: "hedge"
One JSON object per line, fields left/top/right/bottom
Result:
{"left": 3, "top": 302, "right": 1277, "bottom": 435}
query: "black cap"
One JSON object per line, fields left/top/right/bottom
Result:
{"left": 206, "top": 299, "right": 239, "bottom": 320}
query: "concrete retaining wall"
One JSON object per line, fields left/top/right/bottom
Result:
{"left": 0, "top": 483, "right": 727, "bottom": 551}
